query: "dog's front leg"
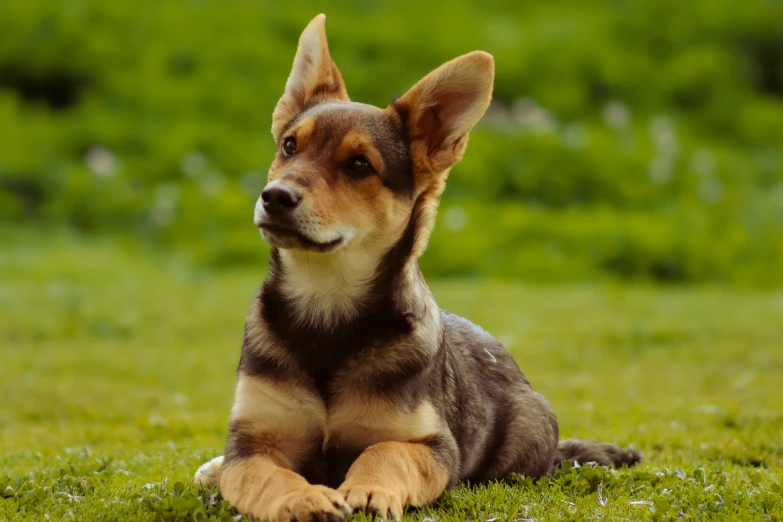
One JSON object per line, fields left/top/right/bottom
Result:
{"left": 215, "top": 373, "right": 351, "bottom": 521}
{"left": 338, "top": 440, "right": 455, "bottom": 520}
{"left": 220, "top": 454, "right": 351, "bottom": 522}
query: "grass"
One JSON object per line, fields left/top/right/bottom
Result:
{"left": 1, "top": 229, "right": 782, "bottom": 521}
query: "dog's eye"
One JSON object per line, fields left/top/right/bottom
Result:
{"left": 281, "top": 137, "right": 297, "bottom": 157}
{"left": 345, "top": 155, "right": 375, "bottom": 178}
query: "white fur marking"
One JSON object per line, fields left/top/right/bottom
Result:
{"left": 279, "top": 244, "right": 381, "bottom": 329}
{"left": 193, "top": 456, "right": 224, "bottom": 486}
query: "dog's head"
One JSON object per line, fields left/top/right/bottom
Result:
{"left": 254, "top": 14, "right": 493, "bottom": 259}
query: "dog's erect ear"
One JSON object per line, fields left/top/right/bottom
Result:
{"left": 272, "top": 14, "right": 349, "bottom": 139}
{"left": 391, "top": 51, "right": 494, "bottom": 176}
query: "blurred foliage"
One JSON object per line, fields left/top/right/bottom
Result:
{"left": 1, "top": 0, "right": 782, "bottom": 284}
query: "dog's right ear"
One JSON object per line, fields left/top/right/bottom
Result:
{"left": 272, "top": 14, "right": 349, "bottom": 139}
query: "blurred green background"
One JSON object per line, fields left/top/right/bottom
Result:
{"left": 3, "top": 3, "right": 783, "bottom": 519}
{"left": 2, "top": 0, "right": 782, "bottom": 285}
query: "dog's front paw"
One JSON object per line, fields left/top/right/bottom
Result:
{"left": 193, "top": 455, "right": 224, "bottom": 486}
{"left": 339, "top": 484, "right": 403, "bottom": 521}
{"left": 274, "top": 485, "right": 351, "bottom": 522}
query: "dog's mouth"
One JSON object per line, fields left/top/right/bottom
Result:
{"left": 258, "top": 223, "right": 343, "bottom": 253}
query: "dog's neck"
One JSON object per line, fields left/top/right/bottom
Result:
{"left": 275, "top": 244, "right": 386, "bottom": 329}
{"left": 260, "top": 239, "right": 440, "bottom": 396}
{"left": 266, "top": 233, "right": 434, "bottom": 333}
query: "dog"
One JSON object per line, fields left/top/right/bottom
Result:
{"left": 193, "top": 14, "right": 640, "bottom": 521}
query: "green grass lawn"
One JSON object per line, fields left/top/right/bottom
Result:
{"left": 2, "top": 230, "right": 782, "bottom": 521}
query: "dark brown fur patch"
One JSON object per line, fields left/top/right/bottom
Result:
{"left": 224, "top": 419, "right": 263, "bottom": 463}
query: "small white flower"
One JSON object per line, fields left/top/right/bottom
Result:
{"left": 603, "top": 101, "right": 630, "bottom": 130}
{"left": 150, "top": 183, "right": 180, "bottom": 226}
{"left": 85, "top": 146, "right": 116, "bottom": 177}
{"left": 562, "top": 124, "right": 589, "bottom": 150}
{"left": 180, "top": 151, "right": 207, "bottom": 177}
{"left": 648, "top": 115, "right": 678, "bottom": 157}
{"left": 443, "top": 206, "right": 468, "bottom": 232}
{"left": 512, "top": 99, "right": 558, "bottom": 134}
{"left": 147, "top": 414, "right": 167, "bottom": 427}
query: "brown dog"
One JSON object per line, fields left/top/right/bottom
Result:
{"left": 194, "top": 14, "right": 640, "bottom": 521}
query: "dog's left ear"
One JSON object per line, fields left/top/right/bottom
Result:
{"left": 272, "top": 14, "right": 349, "bottom": 139}
{"left": 391, "top": 51, "right": 494, "bottom": 178}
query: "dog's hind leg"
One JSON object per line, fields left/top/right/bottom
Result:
{"left": 555, "top": 439, "right": 641, "bottom": 468}
{"left": 498, "top": 391, "right": 561, "bottom": 480}
{"left": 468, "top": 390, "right": 560, "bottom": 482}
{"left": 193, "top": 455, "right": 224, "bottom": 486}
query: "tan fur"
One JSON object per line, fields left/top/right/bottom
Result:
{"left": 338, "top": 442, "right": 451, "bottom": 519}
{"left": 410, "top": 178, "right": 448, "bottom": 258}
{"left": 271, "top": 117, "right": 317, "bottom": 174}
{"left": 325, "top": 398, "right": 442, "bottom": 449}
{"left": 230, "top": 374, "right": 324, "bottom": 467}
{"left": 220, "top": 456, "right": 350, "bottom": 522}
{"left": 337, "top": 130, "right": 386, "bottom": 173}
{"left": 232, "top": 372, "right": 443, "bottom": 454}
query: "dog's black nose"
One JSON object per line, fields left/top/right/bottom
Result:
{"left": 261, "top": 184, "right": 302, "bottom": 215}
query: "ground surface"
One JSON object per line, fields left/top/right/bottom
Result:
{"left": 1, "top": 231, "right": 782, "bottom": 521}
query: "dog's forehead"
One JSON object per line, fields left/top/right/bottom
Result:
{"left": 298, "top": 101, "right": 401, "bottom": 140}
{"left": 306, "top": 101, "right": 381, "bottom": 118}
